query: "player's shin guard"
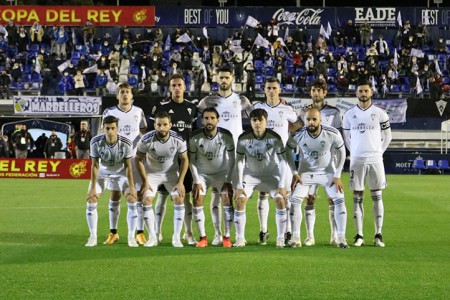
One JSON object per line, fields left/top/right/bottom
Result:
{"left": 276, "top": 209, "right": 287, "bottom": 240}
{"left": 143, "top": 205, "right": 156, "bottom": 239}
{"left": 304, "top": 204, "right": 316, "bottom": 239}
{"left": 109, "top": 200, "right": 120, "bottom": 232}
{"left": 333, "top": 198, "right": 347, "bottom": 238}
{"left": 86, "top": 203, "right": 98, "bottom": 237}
{"left": 234, "top": 210, "right": 246, "bottom": 239}
{"left": 155, "top": 192, "right": 168, "bottom": 236}
{"left": 353, "top": 193, "right": 364, "bottom": 236}
{"left": 257, "top": 194, "right": 269, "bottom": 233}
{"left": 210, "top": 192, "right": 222, "bottom": 236}
{"left": 127, "top": 203, "right": 138, "bottom": 240}
{"left": 290, "top": 197, "right": 303, "bottom": 240}
{"left": 193, "top": 206, "right": 206, "bottom": 237}
{"left": 223, "top": 206, "right": 234, "bottom": 237}
{"left": 371, "top": 190, "right": 384, "bottom": 235}
{"left": 173, "top": 204, "right": 185, "bottom": 240}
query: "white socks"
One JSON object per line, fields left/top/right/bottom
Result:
{"left": 193, "top": 206, "right": 206, "bottom": 237}
{"left": 257, "top": 194, "right": 269, "bottom": 233}
{"left": 86, "top": 203, "right": 98, "bottom": 237}
{"left": 210, "top": 192, "right": 222, "bottom": 236}
{"left": 109, "top": 200, "right": 120, "bottom": 231}
{"left": 223, "top": 206, "right": 234, "bottom": 238}
{"left": 173, "top": 204, "right": 185, "bottom": 241}
{"left": 136, "top": 202, "right": 144, "bottom": 232}
{"left": 372, "top": 190, "right": 384, "bottom": 235}
{"left": 276, "top": 209, "right": 287, "bottom": 239}
{"left": 234, "top": 210, "right": 246, "bottom": 239}
{"left": 155, "top": 192, "right": 168, "bottom": 235}
{"left": 304, "top": 204, "right": 316, "bottom": 239}
{"left": 127, "top": 203, "right": 138, "bottom": 239}
{"left": 184, "top": 194, "right": 193, "bottom": 236}
{"left": 290, "top": 199, "right": 303, "bottom": 240}
{"left": 333, "top": 198, "right": 347, "bottom": 238}
{"left": 143, "top": 205, "right": 156, "bottom": 239}
{"left": 353, "top": 194, "right": 364, "bottom": 236}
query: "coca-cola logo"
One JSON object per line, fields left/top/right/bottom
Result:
{"left": 272, "top": 8, "right": 323, "bottom": 26}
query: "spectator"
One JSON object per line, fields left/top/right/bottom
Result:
{"left": 344, "top": 19, "right": 358, "bottom": 46}
{"left": 11, "top": 62, "right": 22, "bottom": 83}
{"left": 74, "top": 69, "right": 86, "bottom": 96}
{"left": 325, "top": 51, "right": 337, "bottom": 69}
{"left": 212, "top": 46, "right": 222, "bottom": 67}
{"left": 435, "top": 37, "right": 447, "bottom": 54}
{"left": 153, "top": 28, "right": 164, "bottom": 45}
{"left": 169, "top": 49, "right": 182, "bottom": 65}
{"left": 120, "top": 26, "right": 134, "bottom": 44}
{"left": 169, "top": 61, "right": 181, "bottom": 77}
{"left": 336, "top": 68, "right": 348, "bottom": 95}
{"left": 73, "top": 120, "right": 92, "bottom": 159}
{"left": 82, "top": 19, "right": 96, "bottom": 46}
{"left": 96, "top": 55, "right": 110, "bottom": 71}
{"left": 415, "top": 23, "right": 428, "bottom": 49}
{"left": 17, "top": 26, "right": 29, "bottom": 53}
{"left": 44, "top": 130, "right": 63, "bottom": 159}
{"left": 314, "top": 55, "right": 328, "bottom": 78}
{"left": 76, "top": 55, "right": 89, "bottom": 72}
{"left": 201, "top": 44, "right": 212, "bottom": 78}
{"left": 119, "top": 39, "right": 132, "bottom": 58}
{"left": 359, "top": 21, "right": 372, "bottom": 47}
{"left": 429, "top": 74, "right": 443, "bottom": 99}
{"left": 0, "top": 69, "right": 11, "bottom": 99}
{"left": 100, "top": 40, "right": 112, "bottom": 56}
{"left": 29, "top": 21, "right": 44, "bottom": 44}
{"left": 292, "top": 49, "right": 303, "bottom": 73}
{"left": 35, "top": 133, "right": 48, "bottom": 158}
{"left": 0, "top": 134, "right": 11, "bottom": 157}
{"left": 244, "top": 62, "right": 256, "bottom": 99}
{"left": 55, "top": 26, "right": 69, "bottom": 59}
{"left": 12, "top": 124, "right": 34, "bottom": 158}
{"left": 267, "top": 19, "right": 280, "bottom": 43}
{"left": 373, "top": 35, "right": 389, "bottom": 59}
{"left": 150, "top": 41, "right": 163, "bottom": 59}
{"left": 315, "top": 35, "right": 327, "bottom": 55}
{"left": 64, "top": 63, "right": 77, "bottom": 76}
{"left": 157, "top": 69, "right": 169, "bottom": 96}
{"left": 95, "top": 69, "right": 108, "bottom": 96}
{"left": 192, "top": 63, "right": 206, "bottom": 99}
{"left": 6, "top": 21, "right": 18, "bottom": 46}
{"left": 59, "top": 71, "right": 75, "bottom": 95}
{"left": 108, "top": 49, "right": 120, "bottom": 67}
{"left": 118, "top": 55, "right": 130, "bottom": 82}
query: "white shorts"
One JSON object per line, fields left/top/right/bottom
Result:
{"left": 88, "top": 176, "right": 129, "bottom": 195}
{"left": 291, "top": 173, "right": 343, "bottom": 201}
{"left": 242, "top": 174, "right": 282, "bottom": 199}
{"left": 349, "top": 161, "right": 387, "bottom": 191}
{"left": 138, "top": 172, "right": 181, "bottom": 198}
{"left": 195, "top": 172, "right": 228, "bottom": 196}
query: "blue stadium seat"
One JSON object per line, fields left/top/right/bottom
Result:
{"left": 23, "top": 65, "right": 33, "bottom": 74}
{"left": 438, "top": 160, "right": 449, "bottom": 171}
{"left": 210, "top": 82, "right": 219, "bottom": 92}
{"left": 400, "top": 84, "right": 411, "bottom": 93}
{"left": 390, "top": 84, "right": 400, "bottom": 93}
{"left": 128, "top": 76, "right": 138, "bottom": 88}
{"left": 425, "top": 160, "right": 437, "bottom": 170}
{"left": 412, "top": 159, "right": 425, "bottom": 174}
{"left": 29, "top": 43, "right": 40, "bottom": 52}
{"left": 283, "top": 83, "right": 295, "bottom": 93}
{"left": 130, "top": 65, "right": 140, "bottom": 75}
{"left": 71, "top": 51, "right": 81, "bottom": 60}
{"left": 255, "top": 75, "right": 264, "bottom": 84}
{"left": 22, "top": 74, "right": 32, "bottom": 82}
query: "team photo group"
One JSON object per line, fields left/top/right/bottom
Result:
{"left": 84, "top": 65, "right": 392, "bottom": 249}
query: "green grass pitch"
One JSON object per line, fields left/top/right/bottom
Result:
{"left": 1, "top": 174, "right": 449, "bottom": 299}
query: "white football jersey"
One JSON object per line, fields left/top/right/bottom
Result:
{"left": 288, "top": 125, "right": 345, "bottom": 175}
{"left": 102, "top": 105, "right": 147, "bottom": 152}
{"left": 90, "top": 133, "right": 133, "bottom": 177}
{"left": 237, "top": 128, "right": 285, "bottom": 175}
{"left": 198, "top": 93, "right": 251, "bottom": 144}
{"left": 189, "top": 127, "right": 235, "bottom": 175}
{"left": 137, "top": 130, "right": 187, "bottom": 174}
{"left": 299, "top": 104, "right": 342, "bottom": 129}
{"left": 343, "top": 104, "right": 390, "bottom": 162}
{"left": 251, "top": 101, "right": 298, "bottom": 145}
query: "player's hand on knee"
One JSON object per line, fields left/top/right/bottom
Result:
{"left": 87, "top": 188, "right": 98, "bottom": 203}
{"left": 174, "top": 183, "right": 185, "bottom": 199}
{"left": 291, "top": 174, "right": 302, "bottom": 191}
{"left": 332, "top": 177, "right": 344, "bottom": 193}
{"left": 192, "top": 183, "right": 203, "bottom": 200}
{"left": 234, "top": 188, "right": 246, "bottom": 201}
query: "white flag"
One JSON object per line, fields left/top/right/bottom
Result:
{"left": 230, "top": 39, "right": 243, "bottom": 53}
{"left": 57, "top": 60, "right": 71, "bottom": 73}
{"left": 423, "top": 11, "right": 430, "bottom": 25}
{"left": 397, "top": 11, "right": 402, "bottom": 27}
{"left": 176, "top": 33, "right": 192, "bottom": 43}
{"left": 393, "top": 48, "right": 398, "bottom": 66}
{"left": 371, "top": 76, "right": 377, "bottom": 93}
{"left": 276, "top": 37, "right": 286, "bottom": 47}
{"left": 203, "top": 27, "right": 208, "bottom": 39}
{"left": 141, "top": 66, "right": 146, "bottom": 80}
{"left": 284, "top": 26, "right": 289, "bottom": 40}
{"left": 379, "top": 39, "right": 385, "bottom": 54}
{"left": 326, "top": 22, "right": 332, "bottom": 37}
{"left": 416, "top": 76, "right": 423, "bottom": 94}
{"left": 82, "top": 64, "right": 98, "bottom": 74}
{"left": 410, "top": 48, "right": 424, "bottom": 58}
{"left": 254, "top": 33, "right": 270, "bottom": 48}
{"left": 434, "top": 58, "right": 442, "bottom": 75}
{"left": 319, "top": 24, "right": 329, "bottom": 39}
{"left": 35, "top": 57, "right": 41, "bottom": 74}
{"left": 245, "top": 15, "right": 259, "bottom": 28}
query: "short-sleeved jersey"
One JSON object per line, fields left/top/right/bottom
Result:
{"left": 288, "top": 125, "right": 345, "bottom": 175}
{"left": 299, "top": 104, "right": 342, "bottom": 129}
{"left": 236, "top": 128, "right": 285, "bottom": 175}
{"left": 90, "top": 133, "right": 133, "bottom": 177}
{"left": 137, "top": 130, "right": 187, "bottom": 174}
{"left": 102, "top": 105, "right": 147, "bottom": 152}
{"left": 150, "top": 99, "right": 198, "bottom": 141}
{"left": 189, "top": 127, "right": 235, "bottom": 175}
{"left": 342, "top": 104, "right": 390, "bottom": 162}
{"left": 250, "top": 101, "right": 298, "bottom": 145}
{"left": 198, "top": 93, "right": 251, "bottom": 144}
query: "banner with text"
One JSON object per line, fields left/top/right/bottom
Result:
{"left": 14, "top": 96, "right": 102, "bottom": 115}
{"left": 0, "top": 6, "right": 155, "bottom": 26}
{"left": 0, "top": 158, "right": 91, "bottom": 179}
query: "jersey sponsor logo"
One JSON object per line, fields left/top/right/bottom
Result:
{"left": 352, "top": 123, "right": 375, "bottom": 134}
{"left": 302, "top": 150, "right": 327, "bottom": 159}
{"left": 249, "top": 151, "right": 265, "bottom": 161}
{"left": 267, "top": 119, "right": 284, "bottom": 128}
{"left": 204, "top": 151, "right": 223, "bottom": 160}
{"left": 221, "top": 111, "right": 239, "bottom": 121}
{"left": 173, "top": 120, "right": 192, "bottom": 131}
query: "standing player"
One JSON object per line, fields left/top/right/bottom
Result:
{"left": 135, "top": 111, "right": 189, "bottom": 247}
{"left": 343, "top": 80, "right": 392, "bottom": 247}
{"left": 234, "top": 108, "right": 288, "bottom": 248}
{"left": 85, "top": 116, "right": 138, "bottom": 247}
{"left": 189, "top": 107, "right": 235, "bottom": 248}
{"left": 298, "top": 79, "right": 343, "bottom": 246}
{"left": 250, "top": 77, "right": 299, "bottom": 245}
{"left": 102, "top": 83, "right": 147, "bottom": 245}
{"left": 286, "top": 108, "right": 348, "bottom": 248}
{"left": 150, "top": 74, "right": 198, "bottom": 245}
{"left": 197, "top": 65, "right": 252, "bottom": 246}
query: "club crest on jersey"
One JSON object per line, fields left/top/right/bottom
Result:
{"left": 187, "top": 108, "right": 192, "bottom": 114}
{"left": 134, "top": 115, "right": 139, "bottom": 122}
{"left": 320, "top": 141, "right": 325, "bottom": 148}
{"left": 170, "top": 146, "right": 175, "bottom": 153}
{"left": 233, "top": 101, "right": 237, "bottom": 108}
{"left": 278, "top": 111, "right": 283, "bottom": 118}
{"left": 371, "top": 114, "right": 376, "bottom": 120}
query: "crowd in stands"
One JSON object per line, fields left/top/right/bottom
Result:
{"left": 0, "top": 18, "right": 449, "bottom": 100}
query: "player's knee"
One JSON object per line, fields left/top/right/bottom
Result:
{"left": 142, "top": 196, "right": 153, "bottom": 206}
{"left": 86, "top": 194, "right": 98, "bottom": 204}
{"left": 173, "top": 196, "right": 183, "bottom": 205}
{"left": 125, "top": 191, "right": 137, "bottom": 203}
{"left": 234, "top": 196, "right": 247, "bottom": 210}
{"left": 371, "top": 190, "right": 382, "bottom": 201}
{"left": 306, "top": 194, "right": 316, "bottom": 205}
{"left": 274, "top": 196, "right": 286, "bottom": 209}
{"left": 219, "top": 192, "right": 230, "bottom": 206}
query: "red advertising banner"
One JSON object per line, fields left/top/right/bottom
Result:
{"left": 0, "top": 158, "right": 91, "bottom": 179}
{"left": 0, "top": 6, "right": 155, "bottom": 26}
